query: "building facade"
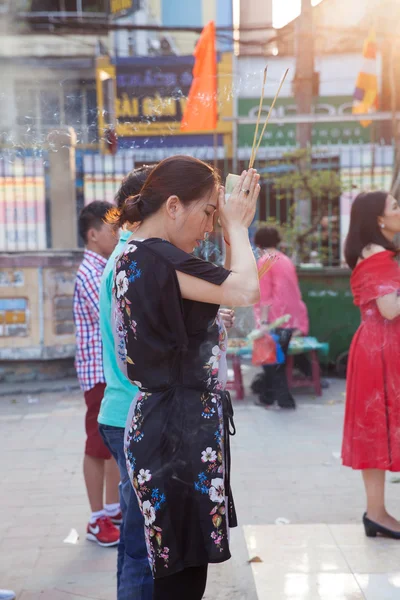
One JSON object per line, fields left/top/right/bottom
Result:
{"left": 0, "top": 1, "right": 113, "bottom": 145}
{"left": 0, "top": 0, "right": 235, "bottom": 253}
{"left": 109, "top": 0, "right": 234, "bottom": 160}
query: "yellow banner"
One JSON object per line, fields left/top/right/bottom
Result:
{"left": 110, "top": 0, "right": 132, "bottom": 14}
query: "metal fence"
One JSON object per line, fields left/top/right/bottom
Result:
{"left": 220, "top": 140, "right": 395, "bottom": 266}
{"left": 0, "top": 138, "right": 396, "bottom": 263}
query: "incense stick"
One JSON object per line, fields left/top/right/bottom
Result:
{"left": 249, "top": 66, "right": 268, "bottom": 170}
{"left": 251, "top": 68, "right": 289, "bottom": 165}
{"left": 230, "top": 255, "right": 278, "bottom": 314}
{"left": 257, "top": 254, "right": 279, "bottom": 280}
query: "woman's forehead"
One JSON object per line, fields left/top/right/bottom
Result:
{"left": 200, "top": 186, "right": 219, "bottom": 207}
{"left": 385, "top": 194, "right": 395, "bottom": 208}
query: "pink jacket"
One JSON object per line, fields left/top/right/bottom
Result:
{"left": 253, "top": 250, "right": 309, "bottom": 335}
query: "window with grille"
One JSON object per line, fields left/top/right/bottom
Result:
{"left": 29, "top": 1, "right": 108, "bottom": 13}
{"left": 14, "top": 81, "right": 97, "bottom": 143}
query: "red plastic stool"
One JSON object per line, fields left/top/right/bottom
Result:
{"left": 226, "top": 354, "right": 245, "bottom": 400}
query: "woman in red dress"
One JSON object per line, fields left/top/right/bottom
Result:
{"left": 343, "top": 190, "right": 400, "bottom": 539}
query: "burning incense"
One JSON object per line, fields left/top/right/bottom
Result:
{"left": 257, "top": 253, "right": 279, "bottom": 280}
{"left": 249, "top": 66, "right": 268, "bottom": 170}
{"left": 249, "top": 68, "right": 289, "bottom": 169}
{"left": 225, "top": 68, "right": 289, "bottom": 205}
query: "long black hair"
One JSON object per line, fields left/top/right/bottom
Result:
{"left": 344, "top": 191, "right": 397, "bottom": 270}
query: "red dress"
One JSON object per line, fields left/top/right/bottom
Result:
{"left": 342, "top": 250, "right": 400, "bottom": 471}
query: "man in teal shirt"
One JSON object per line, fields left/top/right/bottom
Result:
{"left": 98, "top": 166, "right": 154, "bottom": 600}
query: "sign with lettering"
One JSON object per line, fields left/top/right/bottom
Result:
{"left": 115, "top": 56, "right": 194, "bottom": 137}
{"left": 96, "top": 53, "right": 233, "bottom": 145}
{"left": 238, "top": 96, "right": 371, "bottom": 148}
{"left": 0, "top": 298, "right": 28, "bottom": 337}
{"left": 0, "top": 270, "right": 24, "bottom": 287}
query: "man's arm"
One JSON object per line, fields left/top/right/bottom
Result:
{"left": 80, "top": 271, "right": 101, "bottom": 320}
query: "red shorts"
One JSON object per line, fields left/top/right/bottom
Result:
{"left": 84, "top": 383, "right": 111, "bottom": 460}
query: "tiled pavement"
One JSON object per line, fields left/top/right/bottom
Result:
{"left": 1, "top": 368, "right": 400, "bottom": 599}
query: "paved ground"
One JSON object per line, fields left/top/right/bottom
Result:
{"left": 1, "top": 366, "right": 400, "bottom": 599}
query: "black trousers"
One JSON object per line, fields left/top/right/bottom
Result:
{"left": 255, "top": 328, "right": 296, "bottom": 409}
{"left": 153, "top": 565, "right": 208, "bottom": 600}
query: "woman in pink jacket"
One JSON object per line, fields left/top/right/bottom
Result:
{"left": 252, "top": 227, "right": 309, "bottom": 409}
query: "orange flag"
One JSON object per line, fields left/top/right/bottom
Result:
{"left": 181, "top": 21, "right": 217, "bottom": 131}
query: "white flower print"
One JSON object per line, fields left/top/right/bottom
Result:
{"left": 116, "top": 270, "right": 129, "bottom": 298}
{"left": 138, "top": 468, "right": 152, "bottom": 485}
{"left": 142, "top": 500, "right": 156, "bottom": 526}
{"left": 131, "top": 319, "right": 137, "bottom": 335}
{"left": 124, "top": 244, "right": 137, "bottom": 255}
{"left": 209, "top": 478, "right": 225, "bottom": 503}
{"left": 209, "top": 345, "right": 221, "bottom": 370}
{"left": 201, "top": 447, "right": 217, "bottom": 463}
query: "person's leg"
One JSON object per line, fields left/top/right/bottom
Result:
{"left": 99, "top": 425, "right": 125, "bottom": 590}
{"left": 99, "top": 424, "right": 153, "bottom": 600}
{"left": 83, "top": 454, "right": 105, "bottom": 512}
{"left": 105, "top": 458, "right": 121, "bottom": 505}
{"left": 119, "top": 472, "right": 153, "bottom": 600}
{"left": 84, "top": 385, "right": 111, "bottom": 512}
{"left": 153, "top": 565, "right": 208, "bottom": 600}
{"left": 362, "top": 469, "right": 400, "bottom": 530}
{"left": 84, "top": 385, "right": 119, "bottom": 547}
{"left": 274, "top": 328, "right": 296, "bottom": 409}
{"left": 253, "top": 366, "right": 275, "bottom": 406}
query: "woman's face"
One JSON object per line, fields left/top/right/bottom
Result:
{"left": 169, "top": 186, "right": 219, "bottom": 253}
{"left": 379, "top": 194, "right": 400, "bottom": 235}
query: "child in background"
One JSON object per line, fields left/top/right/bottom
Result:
{"left": 73, "top": 200, "right": 121, "bottom": 547}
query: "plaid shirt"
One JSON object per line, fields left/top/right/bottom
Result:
{"left": 73, "top": 250, "right": 107, "bottom": 391}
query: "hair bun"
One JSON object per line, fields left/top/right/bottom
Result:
{"left": 119, "top": 193, "right": 143, "bottom": 225}
{"left": 130, "top": 194, "right": 142, "bottom": 206}
{"left": 126, "top": 194, "right": 142, "bottom": 207}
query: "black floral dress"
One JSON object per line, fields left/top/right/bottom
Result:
{"left": 112, "top": 238, "right": 237, "bottom": 579}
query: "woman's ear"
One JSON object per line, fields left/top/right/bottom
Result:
{"left": 165, "top": 195, "right": 180, "bottom": 219}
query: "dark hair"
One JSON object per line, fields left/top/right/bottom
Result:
{"left": 115, "top": 165, "right": 155, "bottom": 209}
{"left": 344, "top": 190, "right": 397, "bottom": 270}
{"left": 254, "top": 226, "right": 281, "bottom": 249}
{"left": 78, "top": 200, "right": 114, "bottom": 243}
{"left": 110, "top": 155, "right": 220, "bottom": 227}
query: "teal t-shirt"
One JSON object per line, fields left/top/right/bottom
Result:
{"left": 98, "top": 230, "right": 138, "bottom": 428}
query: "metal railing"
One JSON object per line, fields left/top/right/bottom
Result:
{"left": 0, "top": 131, "right": 396, "bottom": 262}
{"left": 220, "top": 150, "right": 393, "bottom": 267}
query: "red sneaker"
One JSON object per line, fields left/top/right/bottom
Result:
{"left": 110, "top": 510, "right": 122, "bottom": 526}
{"left": 86, "top": 516, "right": 120, "bottom": 547}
